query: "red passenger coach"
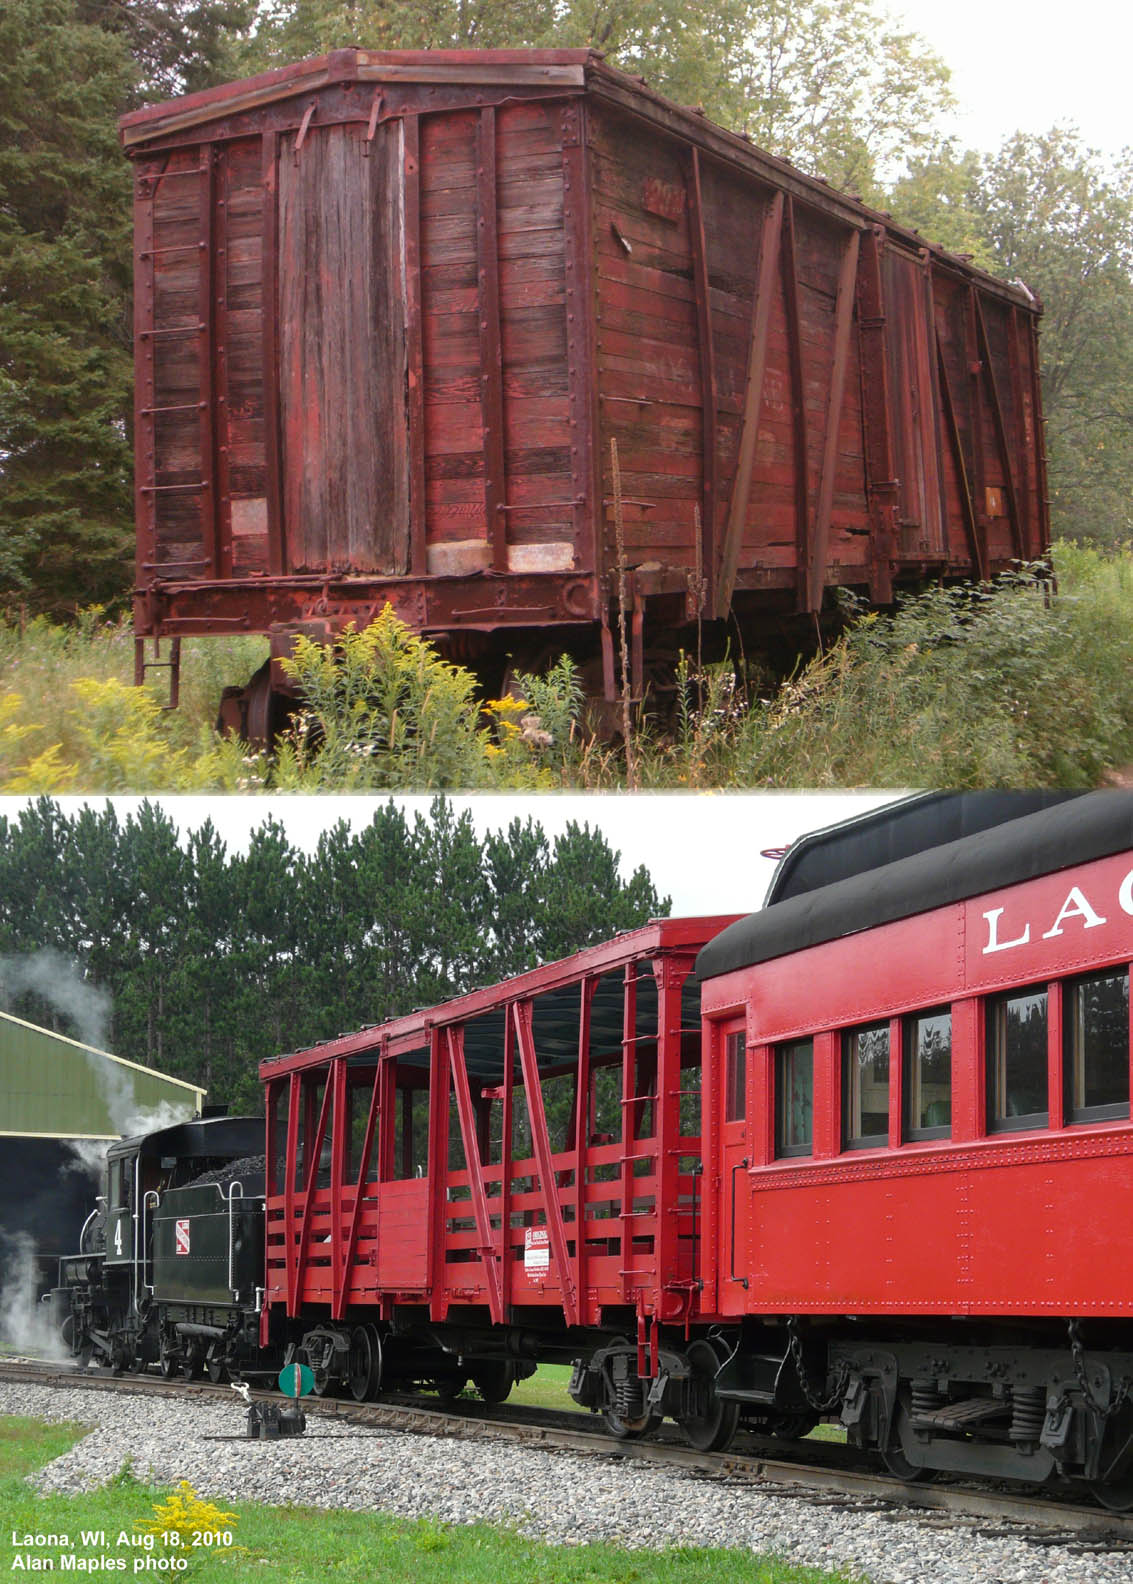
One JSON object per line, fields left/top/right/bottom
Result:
{"left": 697, "top": 791, "right": 1133, "bottom": 1497}
{"left": 258, "top": 793, "right": 1133, "bottom": 1503}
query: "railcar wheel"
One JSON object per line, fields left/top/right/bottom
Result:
{"left": 158, "top": 1344, "right": 178, "bottom": 1380}
{"left": 347, "top": 1326, "right": 382, "bottom": 1403}
{"left": 1091, "top": 1475, "right": 1133, "bottom": 1513}
{"left": 772, "top": 1412, "right": 820, "bottom": 1440}
{"left": 207, "top": 1349, "right": 228, "bottom": 1384}
{"left": 470, "top": 1361, "right": 516, "bottom": 1406}
{"left": 603, "top": 1405, "right": 660, "bottom": 1440}
{"left": 678, "top": 1338, "right": 740, "bottom": 1453}
{"left": 881, "top": 1400, "right": 934, "bottom": 1482}
{"left": 435, "top": 1375, "right": 468, "bottom": 1407}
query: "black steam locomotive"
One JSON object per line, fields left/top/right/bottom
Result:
{"left": 50, "top": 1114, "right": 268, "bottom": 1382}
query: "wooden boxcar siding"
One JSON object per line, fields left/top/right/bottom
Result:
{"left": 129, "top": 56, "right": 1048, "bottom": 651}
{"left": 589, "top": 102, "right": 875, "bottom": 601}
{"left": 278, "top": 119, "right": 408, "bottom": 574}
{"left": 420, "top": 99, "right": 575, "bottom": 576}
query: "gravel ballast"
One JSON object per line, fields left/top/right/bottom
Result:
{"left": 4, "top": 1382, "right": 1133, "bottom": 1584}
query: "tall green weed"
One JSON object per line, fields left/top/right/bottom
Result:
{"left": 0, "top": 543, "right": 1128, "bottom": 790}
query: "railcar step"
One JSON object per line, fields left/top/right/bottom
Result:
{"left": 911, "top": 1398, "right": 1007, "bottom": 1430}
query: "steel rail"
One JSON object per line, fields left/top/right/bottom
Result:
{"left": 2, "top": 1358, "right": 1131, "bottom": 1546}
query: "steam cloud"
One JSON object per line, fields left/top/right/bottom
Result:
{"left": 0, "top": 1232, "right": 68, "bottom": 1361}
{"left": 0, "top": 948, "right": 112, "bottom": 1051}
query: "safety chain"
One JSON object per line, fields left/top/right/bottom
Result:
{"left": 1068, "top": 1318, "right": 1131, "bottom": 1421}
{"left": 786, "top": 1316, "right": 849, "bottom": 1415}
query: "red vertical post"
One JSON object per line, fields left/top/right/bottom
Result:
{"left": 715, "top": 190, "right": 784, "bottom": 618}
{"left": 501, "top": 1012, "right": 514, "bottom": 1314}
{"left": 284, "top": 1072, "right": 300, "bottom": 1313}
{"left": 975, "top": 297, "right": 1024, "bottom": 560}
{"left": 427, "top": 1023, "right": 450, "bottom": 1321}
{"left": 619, "top": 961, "right": 638, "bottom": 1302}
{"left": 1047, "top": 980, "right": 1064, "bottom": 1132}
{"left": 513, "top": 1001, "right": 579, "bottom": 1327}
{"left": 336, "top": 1064, "right": 382, "bottom": 1320}
{"left": 654, "top": 957, "right": 687, "bottom": 1316}
{"left": 329, "top": 1057, "right": 347, "bottom": 1314}
{"left": 133, "top": 162, "right": 157, "bottom": 611}
{"left": 212, "top": 143, "right": 233, "bottom": 578}
{"left": 477, "top": 107, "right": 508, "bottom": 573}
{"left": 856, "top": 227, "right": 898, "bottom": 603}
{"left": 404, "top": 115, "right": 427, "bottom": 577}
{"left": 573, "top": 977, "right": 594, "bottom": 1325}
{"left": 780, "top": 199, "right": 811, "bottom": 605}
{"left": 561, "top": 97, "right": 599, "bottom": 586}
{"left": 687, "top": 148, "right": 718, "bottom": 616}
{"left": 197, "top": 146, "right": 218, "bottom": 578}
{"left": 448, "top": 1028, "right": 505, "bottom": 1323}
{"left": 261, "top": 130, "right": 285, "bottom": 575}
{"left": 966, "top": 285, "right": 988, "bottom": 552}
{"left": 805, "top": 227, "right": 860, "bottom": 612}
{"left": 292, "top": 1074, "right": 332, "bottom": 1312}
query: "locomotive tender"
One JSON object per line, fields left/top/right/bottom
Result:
{"left": 57, "top": 793, "right": 1133, "bottom": 1503}
{"left": 120, "top": 50, "right": 1049, "bottom": 732}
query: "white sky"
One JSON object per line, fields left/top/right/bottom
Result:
{"left": 891, "top": 0, "right": 1131, "bottom": 160}
{"left": 6, "top": 792, "right": 904, "bottom": 918}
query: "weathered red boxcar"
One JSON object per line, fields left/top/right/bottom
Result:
{"left": 121, "top": 49, "right": 1049, "bottom": 727}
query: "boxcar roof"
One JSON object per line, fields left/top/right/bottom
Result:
{"left": 697, "top": 791, "right": 1133, "bottom": 982}
{"left": 119, "top": 47, "right": 1036, "bottom": 310}
{"left": 261, "top": 914, "right": 738, "bottom": 1080}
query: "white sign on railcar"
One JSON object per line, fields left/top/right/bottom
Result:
{"left": 174, "top": 1218, "right": 191, "bottom": 1255}
{"left": 524, "top": 1227, "right": 549, "bottom": 1275}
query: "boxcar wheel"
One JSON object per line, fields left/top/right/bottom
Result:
{"left": 678, "top": 1338, "right": 740, "bottom": 1453}
{"left": 347, "top": 1325, "right": 382, "bottom": 1403}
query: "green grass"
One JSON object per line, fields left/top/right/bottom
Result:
{"left": 3, "top": 540, "right": 1127, "bottom": 790}
{"left": 0, "top": 1415, "right": 863, "bottom": 1584}
{"left": 508, "top": 1362, "right": 583, "bottom": 1413}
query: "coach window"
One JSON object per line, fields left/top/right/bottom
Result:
{"left": 725, "top": 1030, "right": 746, "bottom": 1122}
{"left": 843, "top": 1023, "right": 889, "bottom": 1149}
{"left": 775, "top": 1039, "right": 813, "bottom": 1157}
{"left": 987, "top": 987, "right": 1048, "bottom": 1131}
{"left": 904, "top": 1009, "right": 951, "bottom": 1139}
{"left": 1064, "top": 968, "right": 1130, "bottom": 1124}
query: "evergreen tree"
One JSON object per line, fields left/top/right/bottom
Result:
{"left": 0, "top": 0, "right": 136, "bottom": 617}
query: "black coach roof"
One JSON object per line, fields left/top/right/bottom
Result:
{"left": 765, "top": 791, "right": 1079, "bottom": 905}
{"left": 696, "top": 790, "right": 1133, "bottom": 982}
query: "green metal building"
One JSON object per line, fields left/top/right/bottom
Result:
{"left": 0, "top": 1012, "right": 206, "bottom": 1260}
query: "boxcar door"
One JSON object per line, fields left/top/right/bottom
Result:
{"left": 717, "top": 1019, "right": 751, "bottom": 1313}
{"left": 276, "top": 119, "right": 410, "bottom": 576}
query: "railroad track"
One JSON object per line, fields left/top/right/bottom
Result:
{"left": 4, "top": 1357, "right": 1132, "bottom": 1551}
